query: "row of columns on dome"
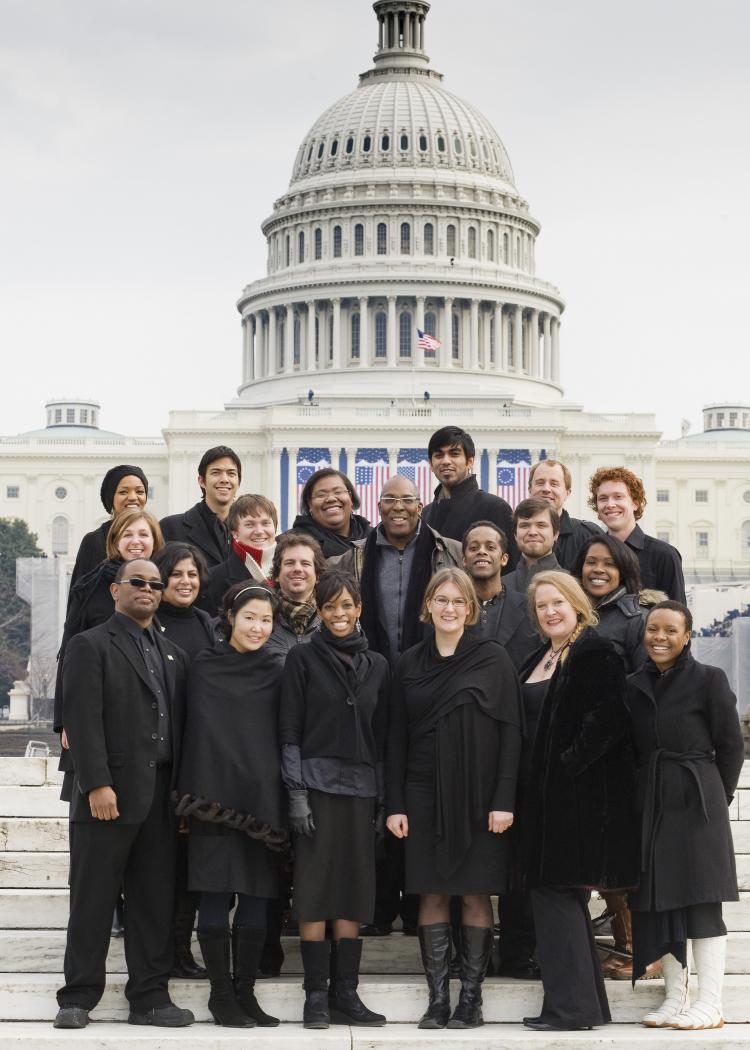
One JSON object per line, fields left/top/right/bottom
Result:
{"left": 241, "top": 299, "right": 560, "bottom": 381}
{"left": 377, "top": 7, "right": 426, "bottom": 53}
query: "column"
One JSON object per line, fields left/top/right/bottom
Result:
{"left": 543, "top": 312, "right": 552, "bottom": 378}
{"left": 494, "top": 303, "right": 505, "bottom": 372}
{"left": 247, "top": 314, "right": 256, "bottom": 382}
{"left": 345, "top": 446, "right": 358, "bottom": 479}
{"left": 285, "top": 304, "right": 294, "bottom": 374}
{"left": 415, "top": 295, "right": 425, "bottom": 368}
{"left": 256, "top": 312, "right": 266, "bottom": 377}
{"left": 331, "top": 297, "right": 342, "bottom": 368}
{"left": 529, "top": 308, "right": 539, "bottom": 376}
{"left": 551, "top": 317, "right": 560, "bottom": 382}
{"left": 485, "top": 448, "right": 498, "bottom": 493}
{"left": 359, "top": 296, "right": 369, "bottom": 366}
{"left": 513, "top": 305, "right": 523, "bottom": 372}
{"left": 268, "top": 448, "right": 282, "bottom": 515}
{"left": 268, "top": 308, "right": 278, "bottom": 373}
{"left": 501, "top": 309, "right": 510, "bottom": 371}
{"left": 388, "top": 447, "right": 399, "bottom": 478}
{"left": 469, "top": 299, "right": 480, "bottom": 369}
{"left": 305, "top": 301, "right": 316, "bottom": 371}
{"left": 387, "top": 296, "right": 397, "bottom": 367}
{"left": 443, "top": 297, "right": 453, "bottom": 369}
{"left": 483, "top": 308, "right": 492, "bottom": 369}
{"left": 287, "top": 447, "right": 299, "bottom": 522}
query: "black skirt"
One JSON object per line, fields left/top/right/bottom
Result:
{"left": 187, "top": 820, "right": 280, "bottom": 898}
{"left": 404, "top": 779, "right": 511, "bottom": 895}
{"left": 292, "top": 790, "right": 376, "bottom": 922}
{"left": 631, "top": 902, "right": 726, "bottom": 979}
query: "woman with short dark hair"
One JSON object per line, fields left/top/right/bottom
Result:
{"left": 293, "top": 468, "right": 372, "bottom": 557}
{"left": 387, "top": 567, "right": 522, "bottom": 1031}
{"left": 280, "top": 569, "right": 388, "bottom": 1029}
{"left": 628, "top": 601, "right": 744, "bottom": 1030}
{"left": 176, "top": 583, "right": 287, "bottom": 1029}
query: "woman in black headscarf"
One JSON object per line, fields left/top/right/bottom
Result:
{"left": 279, "top": 569, "right": 388, "bottom": 1030}
{"left": 386, "top": 567, "right": 522, "bottom": 1031}
{"left": 175, "top": 582, "right": 288, "bottom": 1030}
{"left": 70, "top": 464, "right": 149, "bottom": 587}
{"left": 292, "top": 468, "right": 372, "bottom": 557}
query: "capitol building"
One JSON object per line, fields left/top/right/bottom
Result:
{"left": 2, "top": 0, "right": 750, "bottom": 590}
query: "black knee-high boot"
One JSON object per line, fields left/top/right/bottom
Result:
{"left": 196, "top": 928, "right": 255, "bottom": 1028}
{"left": 329, "top": 939, "right": 386, "bottom": 1026}
{"left": 417, "top": 923, "right": 451, "bottom": 1029}
{"left": 446, "top": 926, "right": 493, "bottom": 1028}
{"left": 231, "top": 926, "right": 279, "bottom": 1027}
{"left": 301, "top": 940, "right": 331, "bottom": 1029}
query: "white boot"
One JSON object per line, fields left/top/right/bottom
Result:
{"left": 640, "top": 951, "right": 689, "bottom": 1027}
{"left": 669, "top": 936, "right": 726, "bottom": 1030}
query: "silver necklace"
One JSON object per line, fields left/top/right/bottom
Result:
{"left": 542, "top": 638, "right": 571, "bottom": 672}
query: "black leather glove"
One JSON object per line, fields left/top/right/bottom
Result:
{"left": 288, "top": 789, "right": 315, "bottom": 837}
{"left": 374, "top": 803, "right": 386, "bottom": 843}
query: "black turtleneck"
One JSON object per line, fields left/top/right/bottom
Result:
{"left": 155, "top": 601, "right": 216, "bottom": 663}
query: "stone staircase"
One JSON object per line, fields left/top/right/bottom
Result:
{"left": 1, "top": 756, "right": 749, "bottom": 1047}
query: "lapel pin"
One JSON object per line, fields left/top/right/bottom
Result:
{"left": 167, "top": 654, "right": 174, "bottom": 661}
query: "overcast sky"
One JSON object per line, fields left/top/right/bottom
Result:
{"left": 2, "top": 0, "right": 748, "bottom": 440}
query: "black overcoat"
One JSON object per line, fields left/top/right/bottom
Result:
{"left": 160, "top": 501, "right": 229, "bottom": 569}
{"left": 422, "top": 475, "right": 518, "bottom": 569}
{"left": 69, "top": 521, "right": 110, "bottom": 588}
{"left": 627, "top": 650, "right": 744, "bottom": 912}
{"left": 594, "top": 589, "right": 645, "bottom": 672}
{"left": 62, "top": 614, "right": 188, "bottom": 824}
{"left": 202, "top": 549, "right": 251, "bottom": 614}
{"left": 466, "top": 587, "right": 539, "bottom": 672}
{"left": 522, "top": 627, "right": 638, "bottom": 891}
{"left": 553, "top": 510, "right": 602, "bottom": 572}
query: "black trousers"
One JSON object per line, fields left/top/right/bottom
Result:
{"left": 498, "top": 889, "right": 536, "bottom": 963}
{"left": 373, "top": 834, "right": 418, "bottom": 927}
{"left": 531, "top": 887, "right": 611, "bottom": 1028}
{"left": 58, "top": 768, "right": 176, "bottom": 1012}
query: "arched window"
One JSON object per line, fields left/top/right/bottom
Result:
{"left": 452, "top": 312, "right": 460, "bottom": 361}
{"left": 423, "top": 222, "right": 434, "bottom": 255}
{"left": 399, "top": 311, "right": 412, "bottom": 358}
{"left": 489, "top": 317, "right": 495, "bottom": 364}
{"left": 315, "top": 315, "right": 320, "bottom": 363}
{"left": 467, "top": 227, "right": 477, "bottom": 258}
{"left": 362, "top": 134, "right": 372, "bottom": 153}
{"left": 400, "top": 222, "right": 411, "bottom": 254}
{"left": 487, "top": 229, "right": 494, "bottom": 261}
{"left": 285, "top": 235, "right": 290, "bottom": 267}
{"left": 400, "top": 133, "right": 409, "bottom": 151}
{"left": 330, "top": 138, "right": 338, "bottom": 156}
{"left": 328, "top": 314, "right": 334, "bottom": 362}
{"left": 419, "top": 133, "right": 428, "bottom": 152}
{"left": 436, "top": 134, "right": 446, "bottom": 153}
{"left": 314, "top": 228, "right": 322, "bottom": 260}
{"left": 333, "top": 225, "right": 342, "bottom": 258}
{"left": 741, "top": 521, "right": 750, "bottom": 557}
{"left": 345, "top": 136, "right": 354, "bottom": 155}
{"left": 293, "top": 314, "right": 301, "bottom": 365}
{"left": 52, "top": 515, "right": 69, "bottom": 556}
{"left": 446, "top": 224, "right": 456, "bottom": 257}
{"left": 351, "top": 312, "right": 361, "bottom": 359}
{"left": 381, "top": 132, "right": 390, "bottom": 151}
{"left": 277, "top": 318, "right": 285, "bottom": 370}
{"left": 507, "top": 318, "right": 514, "bottom": 367}
{"left": 377, "top": 222, "right": 388, "bottom": 255}
{"left": 453, "top": 135, "right": 463, "bottom": 155}
{"left": 298, "top": 231, "right": 305, "bottom": 263}
{"left": 503, "top": 231, "right": 509, "bottom": 263}
{"left": 424, "top": 311, "right": 437, "bottom": 358}
{"left": 354, "top": 223, "right": 364, "bottom": 256}
{"left": 469, "top": 137, "right": 477, "bottom": 158}
{"left": 375, "top": 311, "right": 387, "bottom": 358}
{"left": 317, "top": 140, "right": 325, "bottom": 159}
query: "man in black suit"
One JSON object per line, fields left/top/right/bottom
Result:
{"left": 160, "top": 445, "right": 241, "bottom": 569}
{"left": 528, "top": 458, "right": 601, "bottom": 571}
{"left": 54, "top": 559, "right": 194, "bottom": 1030}
{"left": 462, "top": 521, "right": 538, "bottom": 671}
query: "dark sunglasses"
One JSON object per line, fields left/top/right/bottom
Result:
{"left": 120, "top": 577, "right": 166, "bottom": 592}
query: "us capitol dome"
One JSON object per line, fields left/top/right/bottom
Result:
{"left": 235, "top": 0, "right": 564, "bottom": 408}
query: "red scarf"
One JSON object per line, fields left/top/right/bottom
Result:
{"left": 232, "top": 538, "right": 275, "bottom": 585}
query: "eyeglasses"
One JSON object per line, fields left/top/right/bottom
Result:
{"left": 431, "top": 596, "right": 468, "bottom": 609}
{"left": 120, "top": 578, "right": 166, "bottom": 591}
{"left": 311, "top": 488, "right": 349, "bottom": 502}
{"left": 379, "top": 496, "right": 420, "bottom": 508}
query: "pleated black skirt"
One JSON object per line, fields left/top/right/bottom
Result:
{"left": 292, "top": 790, "right": 375, "bottom": 922}
{"left": 187, "top": 820, "right": 280, "bottom": 898}
{"left": 404, "top": 779, "right": 511, "bottom": 895}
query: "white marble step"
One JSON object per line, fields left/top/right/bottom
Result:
{"left": 0, "top": 854, "right": 69, "bottom": 889}
{"left": 0, "top": 819, "right": 68, "bottom": 852}
{"left": 0, "top": 1022, "right": 748, "bottom": 1050}
{"left": 3, "top": 973, "right": 750, "bottom": 1024}
{"left": 0, "top": 760, "right": 62, "bottom": 789}
{"left": 0, "top": 790, "right": 67, "bottom": 819}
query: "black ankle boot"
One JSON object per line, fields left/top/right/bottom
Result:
{"left": 196, "top": 928, "right": 255, "bottom": 1028}
{"left": 328, "top": 939, "right": 386, "bottom": 1026}
{"left": 231, "top": 926, "right": 279, "bottom": 1026}
{"left": 300, "top": 940, "right": 331, "bottom": 1029}
{"left": 417, "top": 923, "right": 451, "bottom": 1029}
{"left": 446, "top": 925, "right": 493, "bottom": 1029}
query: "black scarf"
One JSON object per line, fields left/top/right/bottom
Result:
{"left": 175, "top": 644, "right": 289, "bottom": 854}
{"left": 291, "top": 512, "right": 372, "bottom": 557}
{"left": 402, "top": 633, "right": 522, "bottom": 878}
{"left": 65, "top": 558, "right": 121, "bottom": 635}
{"left": 359, "top": 524, "right": 436, "bottom": 660}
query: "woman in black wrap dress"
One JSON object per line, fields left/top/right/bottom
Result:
{"left": 386, "top": 567, "right": 522, "bottom": 1031}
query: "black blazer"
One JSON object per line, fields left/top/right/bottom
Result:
{"left": 160, "top": 501, "right": 229, "bottom": 569}
{"left": 467, "top": 587, "right": 539, "bottom": 671}
{"left": 62, "top": 614, "right": 189, "bottom": 824}
{"left": 202, "top": 550, "right": 252, "bottom": 614}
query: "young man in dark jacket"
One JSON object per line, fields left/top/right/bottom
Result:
{"left": 160, "top": 446, "right": 241, "bottom": 570}
{"left": 528, "top": 458, "right": 601, "bottom": 571}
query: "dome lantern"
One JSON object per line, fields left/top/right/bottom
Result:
{"left": 370, "top": 0, "right": 432, "bottom": 74}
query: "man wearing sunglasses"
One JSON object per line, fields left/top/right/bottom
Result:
{"left": 54, "top": 559, "right": 193, "bottom": 1031}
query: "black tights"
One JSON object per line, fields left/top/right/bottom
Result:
{"left": 197, "top": 892, "right": 268, "bottom": 931}
{"left": 418, "top": 893, "right": 492, "bottom": 928}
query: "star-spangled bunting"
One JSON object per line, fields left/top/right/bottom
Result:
{"left": 296, "top": 447, "right": 331, "bottom": 514}
{"left": 354, "top": 448, "right": 390, "bottom": 525}
{"left": 496, "top": 449, "right": 531, "bottom": 509}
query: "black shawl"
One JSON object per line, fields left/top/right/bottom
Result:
{"left": 176, "top": 644, "right": 289, "bottom": 854}
{"left": 396, "top": 634, "right": 522, "bottom": 878}
{"left": 291, "top": 512, "right": 372, "bottom": 558}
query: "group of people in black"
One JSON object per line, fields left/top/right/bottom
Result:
{"left": 52, "top": 426, "right": 744, "bottom": 1033}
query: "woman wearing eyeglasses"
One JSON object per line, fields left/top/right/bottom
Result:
{"left": 386, "top": 567, "right": 522, "bottom": 1030}
{"left": 176, "top": 582, "right": 288, "bottom": 1029}
{"left": 292, "top": 468, "right": 372, "bottom": 558}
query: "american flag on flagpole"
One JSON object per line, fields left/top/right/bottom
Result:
{"left": 416, "top": 329, "right": 441, "bottom": 356}
{"left": 496, "top": 449, "right": 531, "bottom": 510}
{"left": 398, "top": 448, "right": 434, "bottom": 508}
{"left": 354, "top": 448, "right": 390, "bottom": 525}
{"left": 296, "top": 447, "right": 331, "bottom": 517}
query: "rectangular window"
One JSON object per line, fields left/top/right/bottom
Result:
{"left": 695, "top": 489, "right": 708, "bottom": 503}
{"left": 696, "top": 531, "right": 709, "bottom": 557}
{"left": 80, "top": 408, "right": 88, "bottom": 424}
{"left": 656, "top": 489, "right": 670, "bottom": 503}
{"left": 54, "top": 408, "right": 62, "bottom": 424}
{"left": 66, "top": 408, "right": 75, "bottom": 423}
{"left": 6, "top": 485, "right": 19, "bottom": 499}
